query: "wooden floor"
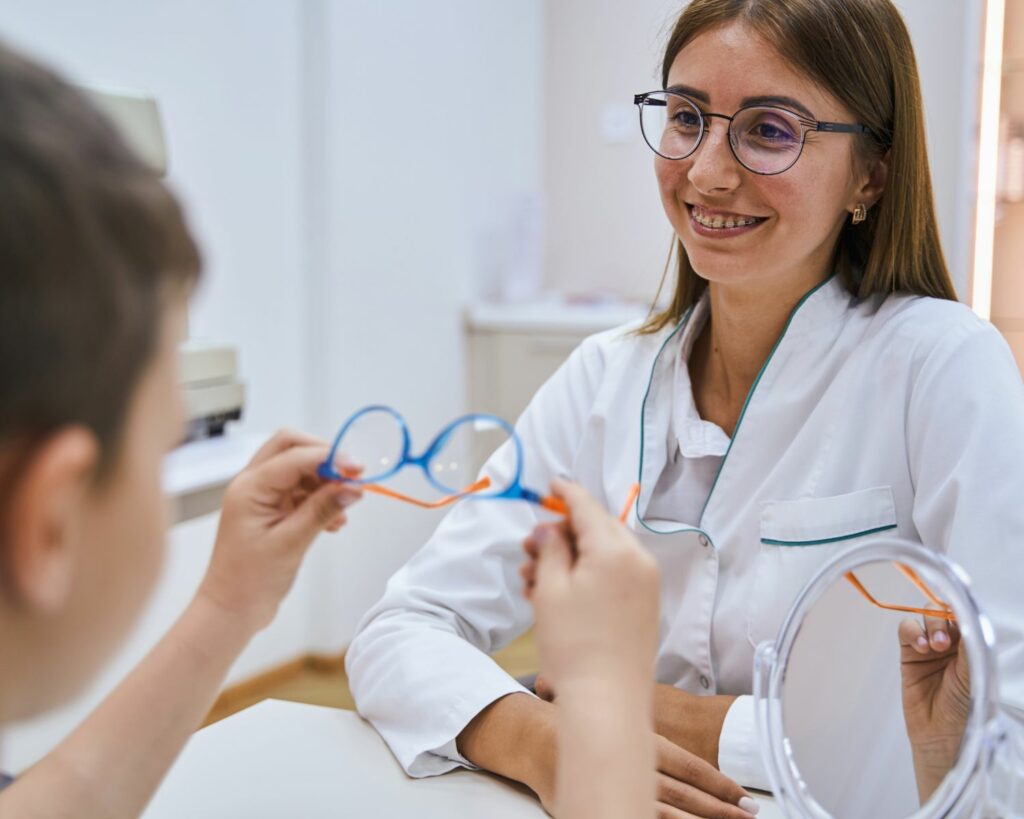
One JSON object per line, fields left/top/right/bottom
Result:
{"left": 204, "top": 631, "right": 539, "bottom": 727}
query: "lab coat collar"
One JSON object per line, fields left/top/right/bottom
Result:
{"left": 636, "top": 274, "right": 851, "bottom": 522}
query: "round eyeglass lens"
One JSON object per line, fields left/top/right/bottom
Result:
{"left": 428, "top": 416, "right": 513, "bottom": 496}
{"left": 334, "top": 408, "right": 406, "bottom": 483}
{"left": 731, "top": 106, "right": 804, "bottom": 174}
{"left": 639, "top": 92, "right": 702, "bottom": 160}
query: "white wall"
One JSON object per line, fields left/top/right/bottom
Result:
{"left": 0, "top": 0, "right": 316, "bottom": 770}
{"left": 0, "top": 0, "right": 543, "bottom": 770}
{"left": 543, "top": 0, "right": 983, "bottom": 301}
{"left": 302, "top": 0, "right": 543, "bottom": 649}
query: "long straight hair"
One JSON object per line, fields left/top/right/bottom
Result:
{"left": 641, "top": 0, "right": 957, "bottom": 334}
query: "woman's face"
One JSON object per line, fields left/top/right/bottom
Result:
{"left": 658, "top": 22, "right": 870, "bottom": 294}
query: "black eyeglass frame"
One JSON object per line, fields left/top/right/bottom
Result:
{"left": 633, "top": 90, "right": 876, "bottom": 176}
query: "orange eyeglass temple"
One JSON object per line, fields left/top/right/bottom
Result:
{"left": 844, "top": 563, "right": 956, "bottom": 622}
{"left": 359, "top": 476, "right": 493, "bottom": 509}
{"left": 539, "top": 481, "right": 641, "bottom": 524}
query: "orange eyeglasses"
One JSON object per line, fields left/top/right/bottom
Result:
{"left": 844, "top": 563, "right": 956, "bottom": 622}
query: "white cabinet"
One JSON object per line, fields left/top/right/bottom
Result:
{"left": 464, "top": 301, "right": 646, "bottom": 469}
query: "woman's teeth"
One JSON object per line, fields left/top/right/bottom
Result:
{"left": 692, "top": 207, "right": 760, "bottom": 229}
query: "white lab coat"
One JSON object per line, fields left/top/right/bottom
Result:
{"left": 346, "top": 276, "right": 1024, "bottom": 787}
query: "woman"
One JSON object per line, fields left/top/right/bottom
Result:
{"left": 347, "top": 1, "right": 1024, "bottom": 816}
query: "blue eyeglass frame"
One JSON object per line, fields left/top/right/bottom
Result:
{"left": 317, "top": 404, "right": 551, "bottom": 507}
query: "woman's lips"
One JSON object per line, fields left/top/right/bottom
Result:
{"left": 688, "top": 203, "right": 767, "bottom": 238}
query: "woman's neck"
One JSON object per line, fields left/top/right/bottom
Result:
{"left": 690, "top": 272, "right": 828, "bottom": 432}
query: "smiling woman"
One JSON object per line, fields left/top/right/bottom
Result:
{"left": 344, "top": 2, "right": 1024, "bottom": 819}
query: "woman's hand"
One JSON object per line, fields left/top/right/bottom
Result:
{"left": 198, "top": 429, "right": 363, "bottom": 635}
{"left": 899, "top": 614, "right": 972, "bottom": 803}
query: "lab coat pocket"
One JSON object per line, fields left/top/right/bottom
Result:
{"left": 746, "top": 486, "right": 897, "bottom": 649}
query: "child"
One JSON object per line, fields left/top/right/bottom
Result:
{"left": 0, "top": 41, "right": 362, "bottom": 817}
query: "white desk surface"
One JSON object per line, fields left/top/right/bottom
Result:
{"left": 143, "top": 699, "right": 784, "bottom": 819}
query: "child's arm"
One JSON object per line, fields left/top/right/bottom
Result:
{"left": 0, "top": 430, "right": 361, "bottom": 819}
{"left": 522, "top": 479, "right": 659, "bottom": 819}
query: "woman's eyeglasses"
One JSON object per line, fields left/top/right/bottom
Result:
{"left": 845, "top": 563, "right": 956, "bottom": 622}
{"left": 318, "top": 405, "right": 639, "bottom": 522}
{"left": 633, "top": 90, "right": 875, "bottom": 176}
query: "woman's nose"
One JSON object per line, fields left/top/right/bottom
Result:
{"left": 686, "top": 119, "right": 742, "bottom": 195}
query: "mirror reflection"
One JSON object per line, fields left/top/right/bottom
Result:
{"left": 781, "top": 559, "right": 971, "bottom": 818}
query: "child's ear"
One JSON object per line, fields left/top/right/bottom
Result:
{"left": 5, "top": 427, "right": 100, "bottom": 614}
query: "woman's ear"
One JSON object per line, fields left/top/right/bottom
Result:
{"left": 855, "top": 150, "right": 890, "bottom": 211}
{"left": 4, "top": 427, "right": 100, "bottom": 614}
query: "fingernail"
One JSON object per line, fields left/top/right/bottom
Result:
{"left": 739, "top": 795, "right": 760, "bottom": 815}
{"left": 916, "top": 635, "right": 929, "bottom": 650}
{"left": 934, "top": 630, "right": 949, "bottom": 645}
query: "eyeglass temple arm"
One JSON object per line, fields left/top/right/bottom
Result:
{"left": 844, "top": 569, "right": 957, "bottom": 622}
{"left": 360, "top": 476, "right": 492, "bottom": 510}
{"left": 538, "top": 482, "right": 641, "bottom": 525}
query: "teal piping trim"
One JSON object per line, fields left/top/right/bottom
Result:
{"left": 697, "top": 274, "right": 837, "bottom": 523}
{"left": 635, "top": 306, "right": 707, "bottom": 539}
{"left": 761, "top": 523, "right": 897, "bottom": 547}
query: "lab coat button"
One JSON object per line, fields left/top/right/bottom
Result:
{"left": 698, "top": 534, "right": 710, "bottom": 548}
{"left": 700, "top": 675, "right": 711, "bottom": 690}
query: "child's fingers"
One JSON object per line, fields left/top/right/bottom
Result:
{"left": 250, "top": 445, "right": 360, "bottom": 495}
{"left": 248, "top": 429, "right": 328, "bottom": 468}
{"left": 533, "top": 524, "right": 574, "bottom": 594}
{"left": 549, "top": 478, "right": 617, "bottom": 547}
{"left": 278, "top": 482, "right": 360, "bottom": 545}
{"left": 520, "top": 559, "right": 537, "bottom": 589}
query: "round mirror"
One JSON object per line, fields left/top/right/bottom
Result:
{"left": 754, "top": 539, "right": 1007, "bottom": 818}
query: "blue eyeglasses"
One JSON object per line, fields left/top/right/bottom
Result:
{"left": 317, "top": 405, "right": 570, "bottom": 513}
{"left": 318, "top": 405, "right": 641, "bottom": 520}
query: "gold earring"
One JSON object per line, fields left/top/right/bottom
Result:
{"left": 852, "top": 204, "right": 867, "bottom": 224}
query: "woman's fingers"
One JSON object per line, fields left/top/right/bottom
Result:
{"left": 657, "top": 803, "right": 701, "bottom": 819}
{"left": 924, "top": 612, "right": 954, "bottom": 653}
{"left": 656, "top": 772, "right": 757, "bottom": 819}
{"left": 656, "top": 735, "right": 754, "bottom": 813}
{"left": 899, "top": 617, "right": 931, "bottom": 655}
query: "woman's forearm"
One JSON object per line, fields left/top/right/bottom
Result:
{"left": 556, "top": 677, "right": 656, "bottom": 819}
{"left": 457, "top": 692, "right": 558, "bottom": 797}
{"left": 0, "top": 590, "right": 254, "bottom": 819}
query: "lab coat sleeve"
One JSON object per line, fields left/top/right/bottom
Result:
{"left": 718, "top": 695, "right": 771, "bottom": 791}
{"left": 345, "top": 336, "right": 609, "bottom": 777}
{"left": 906, "top": 317, "right": 1024, "bottom": 709}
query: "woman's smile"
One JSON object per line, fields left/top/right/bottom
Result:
{"left": 687, "top": 203, "right": 768, "bottom": 238}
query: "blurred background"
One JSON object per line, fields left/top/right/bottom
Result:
{"left": 0, "top": 0, "right": 1019, "bottom": 772}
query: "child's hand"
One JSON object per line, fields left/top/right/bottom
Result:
{"left": 522, "top": 478, "right": 659, "bottom": 695}
{"left": 198, "top": 429, "right": 363, "bottom": 634}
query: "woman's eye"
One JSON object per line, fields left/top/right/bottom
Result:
{"left": 751, "top": 122, "right": 797, "bottom": 143}
{"left": 672, "top": 111, "right": 701, "bottom": 128}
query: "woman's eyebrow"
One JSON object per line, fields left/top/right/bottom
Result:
{"left": 740, "top": 95, "right": 815, "bottom": 119}
{"left": 663, "top": 84, "right": 816, "bottom": 120}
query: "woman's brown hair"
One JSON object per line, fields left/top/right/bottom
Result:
{"left": 641, "top": 0, "right": 957, "bottom": 334}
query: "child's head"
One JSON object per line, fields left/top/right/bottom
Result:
{"left": 0, "top": 42, "right": 201, "bottom": 720}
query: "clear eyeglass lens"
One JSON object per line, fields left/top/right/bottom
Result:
{"left": 334, "top": 409, "right": 406, "bottom": 483}
{"left": 639, "top": 92, "right": 702, "bottom": 160}
{"left": 429, "top": 417, "right": 512, "bottom": 495}
{"left": 731, "top": 106, "right": 804, "bottom": 174}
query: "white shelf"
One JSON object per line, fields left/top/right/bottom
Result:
{"left": 465, "top": 299, "right": 648, "bottom": 335}
{"left": 163, "top": 431, "right": 266, "bottom": 522}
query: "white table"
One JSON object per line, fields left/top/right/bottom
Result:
{"left": 143, "top": 699, "right": 784, "bottom": 818}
